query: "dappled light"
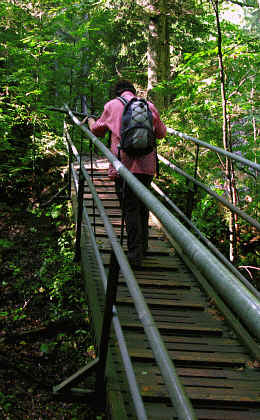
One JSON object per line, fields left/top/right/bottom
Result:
{"left": 0, "top": 0, "right": 259, "bottom": 419}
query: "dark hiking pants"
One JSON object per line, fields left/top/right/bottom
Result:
{"left": 115, "top": 174, "right": 153, "bottom": 262}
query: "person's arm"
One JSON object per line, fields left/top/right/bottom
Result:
{"left": 155, "top": 116, "right": 167, "bottom": 139}
{"left": 79, "top": 115, "right": 96, "bottom": 130}
{"left": 148, "top": 102, "right": 167, "bottom": 139}
{"left": 87, "top": 103, "right": 111, "bottom": 137}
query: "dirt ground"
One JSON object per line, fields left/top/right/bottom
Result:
{"left": 0, "top": 159, "right": 106, "bottom": 420}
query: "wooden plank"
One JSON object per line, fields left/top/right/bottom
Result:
{"left": 94, "top": 227, "right": 162, "bottom": 238}
{"left": 85, "top": 186, "right": 116, "bottom": 193}
{"left": 87, "top": 209, "right": 122, "bottom": 217}
{"left": 183, "top": 377, "right": 260, "bottom": 390}
{"left": 141, "top": 257, "right": 188, "bottom": 269}
{"left": 122, "top": 322, "right": 223, "bottom": 336}
{"left": 123, "top": 332, "right": 243, "bottom": 347}
{"left": 144, "top": 404, "right": 260, "bottom": 420}
{"left": 194, "top": 409, "right": 260, "bottom": 420}
{"left": 130, "top": 348, "right": 249, "bottom": 364}
{"left": 118, "top": 288, "right": 202, "bottom": 300}
{"left": 100, "top": 251, "right": 172, "bottom": 264}
{"left": 135, "top": 366, "right": 258, "bottom": 390}
{"left": 177, "top": 367, "right": 260, "bottom": 380}
{"left": 129, "top": 270, "right": 193, "bottom": 281}
{"left": 87, "top": 180, "right": 115, "bottom": 186}
{"left": 99, "top": 239, "right": 171, "bottom": 255}
{"left": 85, "top": 200, "right": 120, "bottom": 208}
{"left": 141, "top": 310, "right": 224, "bottom": 325}
{"left": 119, "top": 278, "right": 191, "bottom": 289}
{"left": 117, "top": 297, "right": 204, "bottom": 309}
{"left": 84, "top": 193, "right": 118, "bottom": 200}
{"left": 89, "top": 218, "right": 124, "bottom": 226}
{"left": 123, "top": 335, "right": 245, "bottom": 354}
{"left": 140, "top": 384, "right": 260, "bottom": 402}
{"left": 101, "top": 246, "right": 171, "bottom": 255}
{"left": 133, "top": 361, "right": 260, "bottom": 381}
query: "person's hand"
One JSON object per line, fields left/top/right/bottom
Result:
{"left": 79, "top": 115, "right": 88, "bottom": 125}
{"left": 87, "top": 117, "right": 95, "bottom": 130}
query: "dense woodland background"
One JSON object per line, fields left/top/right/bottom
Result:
{"left": 1, "top": 0, "right": 259, "bottom": 272}
{"left": 0, "top": 1, "right": 259, "bottom": 417}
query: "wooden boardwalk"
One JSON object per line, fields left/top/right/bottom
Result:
{"left": 76, "top": 158, "right": 260, "bottom": 420}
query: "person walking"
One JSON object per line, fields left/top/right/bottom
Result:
{"left": 87, "top": 80, "right": 166, "bottom": 268}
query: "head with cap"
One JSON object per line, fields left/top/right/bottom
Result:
{"left": 113, "top": 79, "right": 136, "bottom": 97}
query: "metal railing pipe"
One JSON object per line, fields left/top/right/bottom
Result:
{"left": 65, "top": 129, "right": 153, "bottom": 420}
{"left": 112, "top": 311, "right": 149, "bottom": 420}
{"left": 80, "top": 158, "right": 196, "bottom": 420}
{"left": 167, "top": 127, "right": 260, "bottom": 172}
{"left": 65, "top": 106, "right": 260, "bottom": 342}
{"left": 73, "top": 170, "right": 149, "bottom": 420}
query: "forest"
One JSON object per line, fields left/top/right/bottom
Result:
{"left": 0, "top": 0, "right": 259, "bottom": 418}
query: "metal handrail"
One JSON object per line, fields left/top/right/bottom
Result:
{"left": 65, "top": 105, "right": 260, "bottom": 342}
{"left": 71, "top": 166, "right": 148, "bottom": 420}
{"left": 66, "top": 127, "right": 196, "bottom": 420}
{"left": 167, "top": 127, "right": 260, "bottom": 172}
{"left": 70, "top": 139, "right": 148, "bottom": 419}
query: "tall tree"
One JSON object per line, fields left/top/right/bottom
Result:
{"left": 136, "top": 0, "right": 170, "bottom": 109}
{"left": 210, "top": 0, "right": 240, "bottom": 262}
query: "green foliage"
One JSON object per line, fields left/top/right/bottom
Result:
{"left": 0, "top": 391, "right": 15, "bottom": 413}
{"left": 2, "top": 200, "right": 85, "bottom": 326}
{"left": 192, "top": 194, "right": 229, "bottom": 246}
{"left": 0, "top": 239, "right": 14, "bottom": 249}
{"left": 30, "top": 205, "right": 83, "bottom": 320}
{"left": 0, "top": 0, "right": 258, "bottom": 281}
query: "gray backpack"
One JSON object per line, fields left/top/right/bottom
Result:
{"left": 117, "top": 97, "right": 155, "bottom": 156}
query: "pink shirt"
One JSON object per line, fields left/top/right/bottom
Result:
{"left": 91, "top": 91, "right": 166, "bottom": 179}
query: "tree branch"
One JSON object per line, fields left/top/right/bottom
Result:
{"left": 226, "top": 0, "right": 258, "bottom": 8}
{"left": 228, "top": 72, "right": 255, "bottom": 99}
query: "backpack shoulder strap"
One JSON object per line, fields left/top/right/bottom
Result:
{"left": 117, "top": 96, "right": 128, "bottom": 106}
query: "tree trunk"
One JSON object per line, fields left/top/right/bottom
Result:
{"left": 227, "top": 116, "right": 239, "bottom": 262}
{"left": 211, "top": 0, "right": 239, "bottom": 262}
{"left": 250, "top": 86, "right": 258, "bottom": 164}
{"left": 147, "top": 2, "right": 170, "bottom": 110}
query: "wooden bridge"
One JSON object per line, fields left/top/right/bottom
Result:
{"left": 52, "top": 107, "right": 260, "bottom": 420}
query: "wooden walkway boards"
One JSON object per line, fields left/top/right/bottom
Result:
{"left": 77, "top": 158, "right": 260, "bottom": 420}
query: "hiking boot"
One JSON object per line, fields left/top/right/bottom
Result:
{"left": 142, "top": 244, "right": 149, "bottom": 255}
{"left": 129, "top": 259, "right": 142, "bottom": 270}
{"left": 128, "top": 252, "right": 142, "bottom": 270}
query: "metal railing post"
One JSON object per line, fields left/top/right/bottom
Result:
{"left": 186, "top": 144, "right": 200, "bottom": 219}
{"left": 68, "top": 143, "right": 72, "bottom": 199}
{"left": 194, "top": 144, "right": 199, "bottom": 184}
{"left": 63, "top": 120, "right": 72, "bottom": 200}
{"left": 81, "top": 95, "right": 96, "bottom": 234}
{"left": 90, "top": 138, "right": 96, "bottom": 235}
{"left": 95, "top": 250, "right": 120, "bottom": 400}
{"left": 75, "top": 168, "right": 84, "bottom": 261}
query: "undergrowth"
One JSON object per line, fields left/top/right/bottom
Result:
{"left": 0, "top": 132, "right": 105, "bottom": 419}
